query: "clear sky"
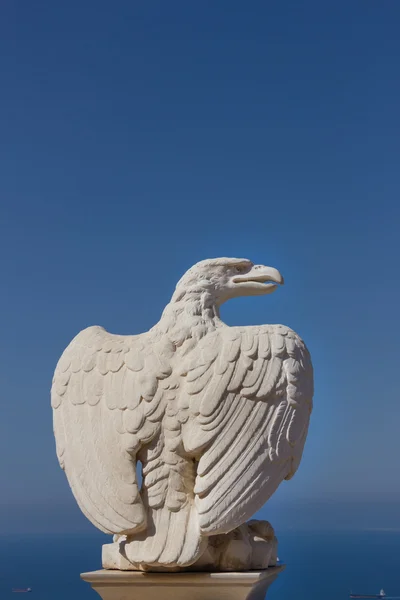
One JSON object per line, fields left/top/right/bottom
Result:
{"left": 1, "top": 1, "right": 399, "bottom": 534}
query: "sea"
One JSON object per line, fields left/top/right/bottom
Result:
{"left": 0, "top": 530, "right": 399, "bottom": 599}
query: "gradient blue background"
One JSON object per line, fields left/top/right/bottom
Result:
{"left": 1, "top": 1, "right": 399, "bottom": 535}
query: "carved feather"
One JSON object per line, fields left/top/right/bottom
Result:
{"left": 182, "top": 324, "right": 312, "bottom": 535}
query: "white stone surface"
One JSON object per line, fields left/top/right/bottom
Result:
{"left": 81, "top": 567, "right": 285, "bottom": 600}
{"left": 52, "top": 258, "right": 313, "bottom": 570}
{"left": 103, "top": 519, "right": 278, "bottom": 572}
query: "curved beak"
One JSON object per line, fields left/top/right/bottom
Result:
{"left": 232, "top": 265, "right": 284, "bottom": 295}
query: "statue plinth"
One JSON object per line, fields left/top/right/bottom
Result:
{"left": 81, "top": 566, "right": 285, "bottom": 600}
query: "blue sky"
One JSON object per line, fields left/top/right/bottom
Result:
{"left": 1, "top": 1, "right": 399, "bottom": 534}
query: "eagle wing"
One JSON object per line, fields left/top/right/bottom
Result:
{"left": 180, "top": 324, "right": 313, "bottom": 535}
{"left": 51, "top": 325, "right": 172, "bottom": 535}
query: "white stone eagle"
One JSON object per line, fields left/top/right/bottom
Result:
{"left": 52, "top": 258, "right": 313, "bottom": 569}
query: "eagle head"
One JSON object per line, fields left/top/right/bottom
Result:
{"left": 174, "top": 257, "right": 284, "bottom": 305}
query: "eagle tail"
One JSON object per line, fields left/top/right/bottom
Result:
{"left": 122, "top": 429, "right": 206, "bottom": 568}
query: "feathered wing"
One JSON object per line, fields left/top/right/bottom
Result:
{"left": 52, "top": 325, "right": 205, "bottom": 568}
{"left": 180, "top": 324, "right": 313, "bottom": 536}
{"left": 51, "top": 325, "right": 173, "bottom": 537}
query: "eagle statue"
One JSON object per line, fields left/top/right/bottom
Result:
{"left": 51, "top": 258, "right": 313, "bottom": 571}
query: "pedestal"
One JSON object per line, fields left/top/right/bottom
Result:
{"left": 81, "top": 566, "right": 284, "bottom": 600}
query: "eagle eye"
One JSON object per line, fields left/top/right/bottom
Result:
{"left": 234, "top": 265, "right": 248, "bottom": 273}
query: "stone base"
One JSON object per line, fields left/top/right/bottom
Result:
{"left": 81, "top": 566, "right": 285, "bottom": 600}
